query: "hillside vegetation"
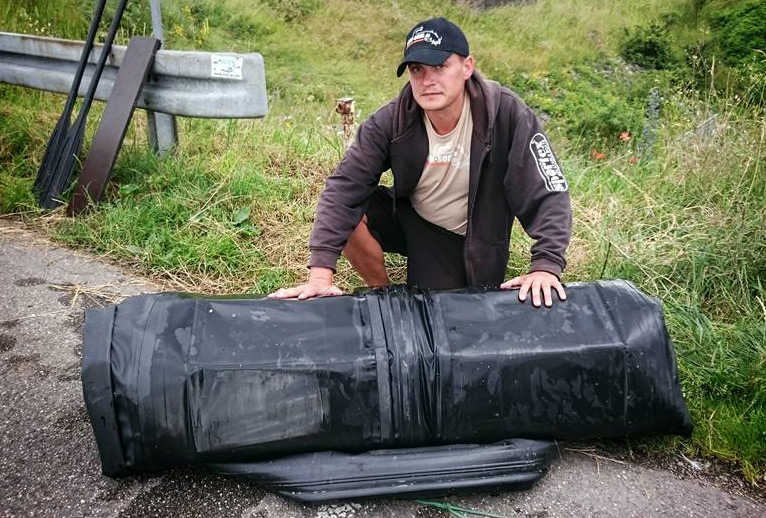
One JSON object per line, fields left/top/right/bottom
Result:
{"left": 0, "top": 0, "right": 764, "bottom": 484}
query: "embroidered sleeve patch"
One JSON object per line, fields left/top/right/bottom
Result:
{"left": 530, "top": 133, "right": 568, "bottom": 192}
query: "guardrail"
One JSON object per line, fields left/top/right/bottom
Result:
{"left": 0, "top": 31, "right": 268, "bottom": 119}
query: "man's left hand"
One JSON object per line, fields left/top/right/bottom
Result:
{"left": 500, "top": 271, "right": 566, "bottom": 307}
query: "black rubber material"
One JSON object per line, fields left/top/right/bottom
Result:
{"left": 208, "top": 439, "right": 557, "bottom": 502}
{"left": 82, "top": 279, "right": 692, "bottom": 495}
{"left": 81, "top": 302, "right": 126, "bottom": 475}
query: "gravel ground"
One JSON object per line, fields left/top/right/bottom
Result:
{"left": 0, "top": 219, "right": 763, "bottom": 518}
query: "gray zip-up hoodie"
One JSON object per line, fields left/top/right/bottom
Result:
{"left": 309, "top": 71, "right": 571, "bottom": 287}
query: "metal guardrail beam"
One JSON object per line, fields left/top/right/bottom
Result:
{"left": 0, "top": 32, "right": 268, "bottom": 118}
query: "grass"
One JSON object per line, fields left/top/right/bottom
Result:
{"left": 564, "top": 98, "right": 766, "bottom": 480}
{"left": 1, "top": 0, "right": 765, "bottom": 485}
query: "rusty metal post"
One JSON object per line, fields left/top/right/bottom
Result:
{"left": 335, "top": 97, "right": 355, "bottom": 149}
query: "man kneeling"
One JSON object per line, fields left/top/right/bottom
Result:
{"left": 271, "top": 18, "right": 571, "bottom": 308}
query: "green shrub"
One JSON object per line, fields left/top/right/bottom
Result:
{"left": 673, "top": 0, "right": 766, "bottom": 102}
{"left": 521, "top": 63, "right": 656, "bottom": 149}
{"left": 708, "top": 0, "right": 766, "bottom": 67}
{"left": 620, "top": 21, "right": 676, "bottom": 70}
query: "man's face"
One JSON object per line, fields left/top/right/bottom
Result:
{"left": 408, "top": 54, "right": 474, "bottom": 115}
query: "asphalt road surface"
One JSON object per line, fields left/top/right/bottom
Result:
{"left": 1, "top": 220, "right": 763, "bottom": 517}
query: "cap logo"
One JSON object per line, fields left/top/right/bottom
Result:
{"left": 406, "top": 26, "right": 442, "bottom": 49}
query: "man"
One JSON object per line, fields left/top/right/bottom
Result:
{"left": 271, "top": 17, "right": 571, "bottom": 307}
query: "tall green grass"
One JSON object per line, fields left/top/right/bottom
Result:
{"left": 564, "top": 95, "right": 766, "bottom": 479}
{"left": 0, "top": 0, "right": 764, "bottom": 483}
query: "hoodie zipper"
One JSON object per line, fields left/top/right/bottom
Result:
{"left": 391, "top": 147, "right": 397, "bottom": 214}
{"left": 464, "top": 143, "right": 491, "bottom": 284}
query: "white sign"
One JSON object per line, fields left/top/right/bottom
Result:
{"left": 211, "top": 55, "right": 243, "bottom": 80}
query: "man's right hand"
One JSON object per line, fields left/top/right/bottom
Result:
{"left": 268, "top": 267, "right": 343, "bottom": 300}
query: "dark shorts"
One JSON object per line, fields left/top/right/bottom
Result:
{"left": 366, "top": 186, "right": 468, "bottom": 290}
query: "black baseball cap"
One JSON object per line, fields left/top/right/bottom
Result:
{"left": 396, "top": 17, "right": 470, "bottom": 77}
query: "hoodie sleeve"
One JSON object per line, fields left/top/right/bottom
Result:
{"left": 504, "top": 99, "right": 572, "bottom": 279}
{"left": 308, "top": 104, "right": 394, "bottom": 271}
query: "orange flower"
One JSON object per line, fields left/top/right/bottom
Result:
{"left": 629, "top": 156, "right": 638, "bottom": 165}
{"left": 591, "top": 148, "right": 606, "bottom": 160}
{"left": 619, "top": 131, "right": 631, "bottom": 142}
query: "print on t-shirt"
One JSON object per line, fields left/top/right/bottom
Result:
{"left": 411, "top": 93, "right": 473, "bottom": 236}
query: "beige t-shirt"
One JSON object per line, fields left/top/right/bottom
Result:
{"left": 410, "top": 93, "right": 472, "bottom": 236}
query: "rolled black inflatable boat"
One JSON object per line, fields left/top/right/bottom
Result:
{"left": 82, "top": 280, "right": 691, "bottom": 500}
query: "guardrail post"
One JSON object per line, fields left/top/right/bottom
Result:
{"left": 147, "top": 0, "right": 177, "bottom": 156}
{"left": 147, "top": 110, "right": 178, "bottom": 156}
